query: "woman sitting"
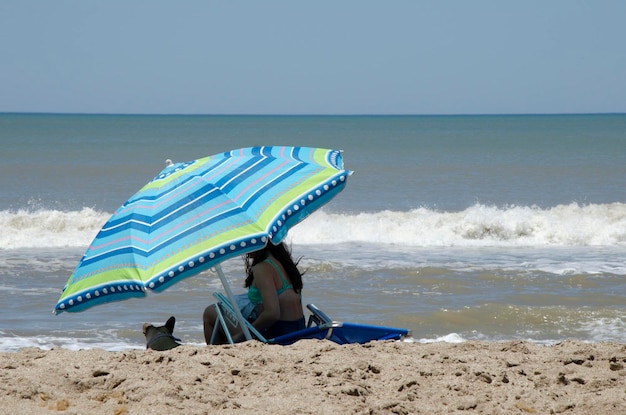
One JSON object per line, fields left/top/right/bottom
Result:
{"left": 203, "top": 242, "right": 305, "bottom": 344}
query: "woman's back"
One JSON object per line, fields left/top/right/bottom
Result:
{"left": 251, "top": 255, "right": 304, "bottom": 322}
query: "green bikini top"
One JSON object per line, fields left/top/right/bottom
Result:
{"left": 247, "top": 258, "right": 293, "bottom": 305}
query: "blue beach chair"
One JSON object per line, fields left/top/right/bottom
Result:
{"left": 209, "top": 292, "right": 411, "bottom": 346}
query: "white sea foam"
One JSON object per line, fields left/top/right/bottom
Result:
{"left": 0, "top": 332, "right": 143, "bottom": 352}
{"left": 579, "top": 317, "right": 626, "bottom": 343}
{"left": 415, "top": 333, "right": 467, "bottom": 344}
{"left": 1, "top": 203, "right": 625, "bottom": 250}
{"left": 291, "top": 202, "right": 626, "bottom": 247}
{"left": 0, "top": 207, "right": 110, "bottom": 249}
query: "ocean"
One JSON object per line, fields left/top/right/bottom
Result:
{"left": 1, "top": 113, "right": 625, "bottom": 351}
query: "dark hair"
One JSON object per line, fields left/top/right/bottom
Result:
{"left": 244, "top": 242, "right": 304, "bottom": 293}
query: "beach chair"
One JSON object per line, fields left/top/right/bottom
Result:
{"left": 209, "top": 292, "right": 411, "bottom": 346}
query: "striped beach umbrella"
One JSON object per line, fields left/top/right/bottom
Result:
{"left": 55, "top": 146, "right": 351, "bottom": 314}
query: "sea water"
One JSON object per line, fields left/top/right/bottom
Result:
{"left": 1, "top": 113, "right": 625, "bottom": 351}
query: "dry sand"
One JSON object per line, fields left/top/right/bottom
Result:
{"left": 1, "top": 340, "right": 625, "bottom": 414}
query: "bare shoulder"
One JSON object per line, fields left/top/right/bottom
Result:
{"left": 251, "top": 261, "right": 276, "bottom": 280}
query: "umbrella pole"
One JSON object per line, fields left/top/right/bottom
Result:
{"left": 214, "top": 264, "right": 252, "bottom": 341}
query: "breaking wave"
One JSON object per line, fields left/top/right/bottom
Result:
{"left": 0, "top": 207, "right": 110, "bottom": 249}
{"left": 1, "top": 203, "right": 625, "bottom": 250}
{"left": 291, "top": 202, "right": 626, "bottom": 247}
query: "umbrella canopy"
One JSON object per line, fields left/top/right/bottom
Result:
{"left": 55, "top": 146, "right": 351, "bottom": 314}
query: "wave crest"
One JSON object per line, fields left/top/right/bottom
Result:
{"left": 0, "top": 208, "right": 110, "bottom": 249}
{"left": 290, "top": 203, "right": 626, "bottom": 247}
{"left": 1, "top": 203, "right": 625, "bottom": 250}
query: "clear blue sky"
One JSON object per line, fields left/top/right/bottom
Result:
{"left": 1, "top": 1, "right": 625, "bottom": 115}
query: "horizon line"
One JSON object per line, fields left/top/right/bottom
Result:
{"left": 1, "top": 111, "right": 625, "bottom": 117}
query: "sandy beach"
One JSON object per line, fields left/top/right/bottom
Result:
{"left": 1, "top": 340, "right": 625, "bottom": 415}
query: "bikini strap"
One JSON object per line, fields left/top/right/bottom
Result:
{"left": 264, "top": 257, "right": 292, "bottom": 290}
